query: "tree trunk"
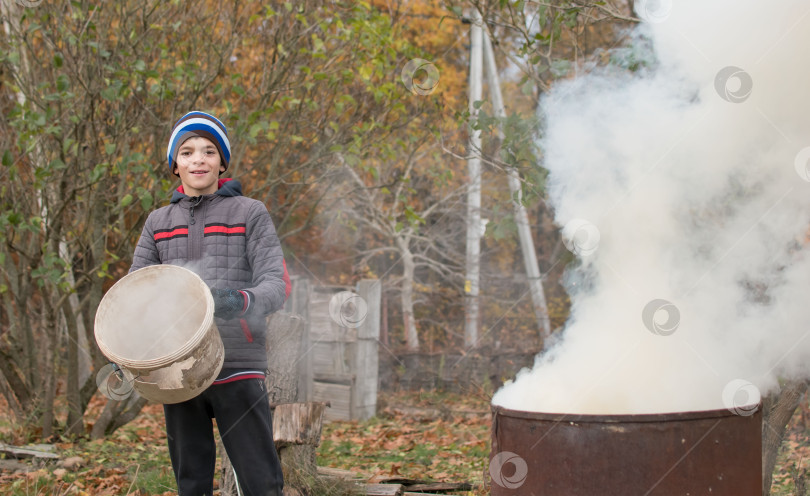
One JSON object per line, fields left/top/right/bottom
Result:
{"left": 40, "top": 299, "right": 59, "bottom": 439}
{"left": 0, "top": 349, "right": 32, "bottom": 419}
{"left": 398, "top": 239, "right": 419, "bottom": 351}
{"left": 464, "top": 8, "right": 484, "bottom": 350}
{"left": 62, "top": 298, "right": 84, "bottom": 437}
{"left": 90, "top": 394, "right": 148, "bottom": 440}
{"left": 762, "top": 379, "right": 808, "bottom": 495}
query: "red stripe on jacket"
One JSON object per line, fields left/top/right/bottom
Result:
{"left": 239, "top": 319, "right": 254, "bottom": 343}
{"left": 204, "top": 225, "right": 246, "bottom": 235}
{"left": 154, "top": 227, "right": 189, "bottom": 240}
{"left": 282, "top": 259, "right": 291, "bottom": 300}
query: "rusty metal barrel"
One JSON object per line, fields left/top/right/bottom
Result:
{"left": 490, "top": 405, "right": 761, "bottom": 495}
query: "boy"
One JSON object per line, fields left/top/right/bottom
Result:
{"left": 130, "top": 111, "right": 288, "bottom": 496}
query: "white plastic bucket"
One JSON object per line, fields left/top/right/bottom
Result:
{"left": 94, "top": 264, "right": 224, "bottom": 404}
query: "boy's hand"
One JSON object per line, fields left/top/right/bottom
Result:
{"left": 210, "top": 288, "right": 250, "bottom": 319}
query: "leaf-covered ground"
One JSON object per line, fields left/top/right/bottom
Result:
{"left": 0, "top": 399, "right": 176, "bottom": 495}
{"left": 318, "top": 390, "right": 491, "bottom": 489}
{"left": 2, "top": 391, "right": 810, "bottom": 495}
{"left": 0, "top": 391, "right": 490, "bottom": 495}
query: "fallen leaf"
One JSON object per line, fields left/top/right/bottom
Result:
{"left": 58, "top": 456, "right": 85, "bottom": 470}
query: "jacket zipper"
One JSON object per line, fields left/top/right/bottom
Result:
{"left": 189, "top": 195, "right": 203, "bottom": 225}
{"left": 188, "top": 196, "right": 205, "bottom": 260}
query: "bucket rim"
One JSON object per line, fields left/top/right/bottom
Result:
{"left": 489, "top": 403, "right": 762, "bottom": 423}
{"left": 94, "top": 264, "right": 215, "bottom": 369}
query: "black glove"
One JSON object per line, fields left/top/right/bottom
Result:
{"left": 211, "top": 288, "right": 251, "bottom": 320}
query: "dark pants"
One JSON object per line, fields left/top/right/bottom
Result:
{"left": 163, "top": 378, "right": 284, "bottom": 496}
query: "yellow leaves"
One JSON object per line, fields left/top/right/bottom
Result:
{"left": 358, "top": 64, "right": 374, "bottom": 81}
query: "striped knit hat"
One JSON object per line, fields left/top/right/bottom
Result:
{"left": 167, "top": 111, "right": 231, "bottom": 176}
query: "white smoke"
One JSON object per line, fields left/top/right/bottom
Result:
{"left": 492, "top": 1, "right": 810, "bottom": 414}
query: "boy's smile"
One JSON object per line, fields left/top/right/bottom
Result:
{"left": 172, "top": 136, "right": 226, "bottom": 196}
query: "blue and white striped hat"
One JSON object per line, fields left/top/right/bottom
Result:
{"left": 167, "top": 111, "right": 231, "bottom": 175}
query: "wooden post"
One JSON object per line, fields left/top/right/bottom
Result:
{"left": 354, "top": 280, "right": 381, "bottom": 421}
{"left": 481, "top": 31, "right": 551, "bottom": 340}
{"left": 289, "top": 277, "right": 312, "bottom": 402}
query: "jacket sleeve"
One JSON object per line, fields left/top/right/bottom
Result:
{"left": 129, "top": 214, "right": 160, "bottom": 273}
{"left": 244, "top": 201, "right": 286, "bottom": 315}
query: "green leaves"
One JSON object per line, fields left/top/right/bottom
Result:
{"left": 139, "top": 190, "right": 153, "bottom": 211}
{"left": 31, "top": 244, "right": 70, "bottom": 289}
{"left": 404, "top": 205, "right": 425, "bottom": 227}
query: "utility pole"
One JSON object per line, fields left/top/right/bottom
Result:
{"left": 464, "top": 9, "right": 484, "bottom": 349}
{"left": 482, "top": 31, "right": 551, "bottom": 339}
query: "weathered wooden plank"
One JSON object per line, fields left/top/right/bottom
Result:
{"left": 0, "top": 458, "right": 30, "bottom": 472}
{"left": 366, "top": 484, "right": 403, "bottom": 496}
{"left": 405, "top": 482, "right": 475, "bottom": 492}
{"left": 367, "top": 476, "right": 476, "bottom": 493}
{"left": 310, "top": 289, "right": 359, "bottom": 341}
{"left": 355, "top": 280, "right": 380, "bottom": 421}
{"left": 317, "top": 466, "right": 361, "bottom": 480}
{"left": 284, "top": 277, "right": 312, "bottom": 402}
{"left": 0, "top": 443, "right": 59, "bottom": 459}
{"left": 356, "top": 280, "right": 381, "bottom": 340}
{"left": 313, "top": 381, "right": 352, "bottom": 421}
{"left": 312, "top": 341, "right": 351, "bottom": 376}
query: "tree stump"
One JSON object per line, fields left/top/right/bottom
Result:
{"left": 220, "top": 312, "right": 314, "bottom": 496}
{"left": 273, "top": 401, "right": 329, "bottom": 477}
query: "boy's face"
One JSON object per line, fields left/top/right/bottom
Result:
{"left": 172, "top": 136, "right": 226, "bottom": 196}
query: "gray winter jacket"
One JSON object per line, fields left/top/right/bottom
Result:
{"left": 130, "top": 178, "right": 286, "bottom": 369}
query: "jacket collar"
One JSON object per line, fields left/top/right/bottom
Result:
{"left": 170, "top": 178, "right": 243, "bottom": 204}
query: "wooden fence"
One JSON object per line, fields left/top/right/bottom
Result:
{"left": 378, "top": 350, "right": 541, "bottom": 395}
{"left": 282, "top": 276, "right": 540, "bottom": 415}
{"left": 283, "top": 277, "right": 381, "bottom": 421}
